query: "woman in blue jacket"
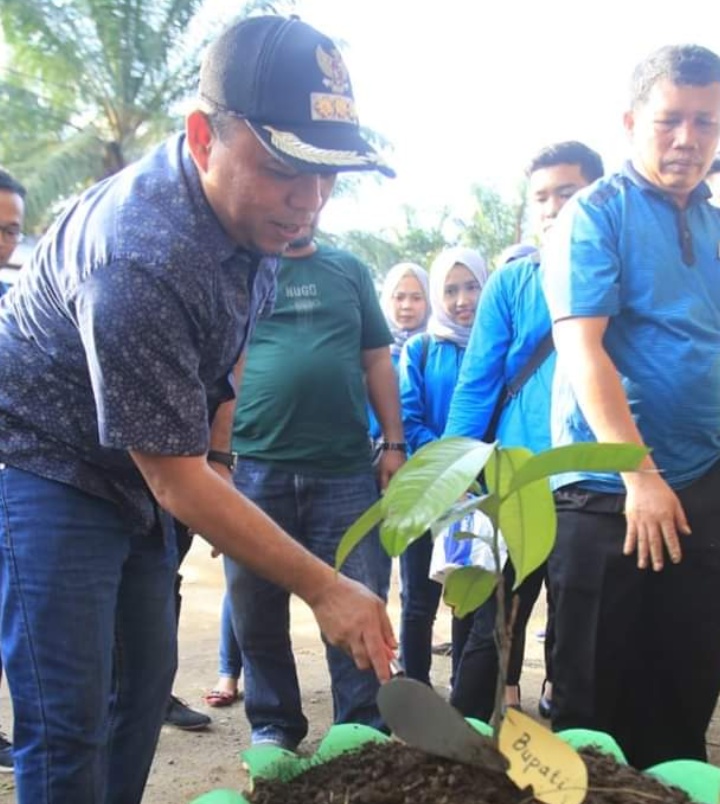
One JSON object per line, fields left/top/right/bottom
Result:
{"left": 368, "top": 262, "right": 429, "bottom": 444}
{"left": 381, "top": 261, "right": 430, "bottom": 362}
{"left": 398, "top": 246, "right": 488, "bottom": 685}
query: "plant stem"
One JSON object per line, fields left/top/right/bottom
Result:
{"left": 490, "top": 528, "right": 516, "bottom": 740}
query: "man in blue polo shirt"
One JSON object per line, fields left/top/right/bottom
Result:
{"left": 0, "top": 16, "right": 395, "bottom": 804}
{"left": 543, "top": 44, "right": 720, "bottom": 769}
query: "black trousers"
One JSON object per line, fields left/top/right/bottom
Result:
{"left": 450, "top": 560, "right": 550, "bottom": 721}
{"left": 548, "top": 461, "right": 720, "bottom": 768}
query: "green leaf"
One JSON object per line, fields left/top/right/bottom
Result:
{"left": 443, "top": 567, "right": 498, "bottom": 617}
{"left": 474, "top": 493, "right": 501, "bottom": 523}
{"left": 499, "top": 480, "right": 556, "bottom": 587}
{"left": 430, "top": 494, "right": 490, "bottom": 536}
{"left": 486, "top": 447, "right": 533, "bottom": 497}
{"left": 507, "top": 443, "right": 648, "bottom": 494}
{"left": 380, "top": 438, "right": 495, "bottom": 555}
{"left": 335, "top": 499, "right": 383, "bottom": 571}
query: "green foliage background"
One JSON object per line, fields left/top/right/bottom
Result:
{"left": 0, "top": 0, "right": 523, "bottom": 270}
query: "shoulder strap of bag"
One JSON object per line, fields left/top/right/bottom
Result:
{"left": 420, "top": 332, "right": 431, "bottom": 374}
{"left": 505, "top": 330, "right": 554, "bottom": 399}
{"left": 483, "top": 330, "right": 554, "bottom": 442}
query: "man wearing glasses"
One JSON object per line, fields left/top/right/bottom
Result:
{"left": 0, "top": 168, "right": 25, "bottom": 297}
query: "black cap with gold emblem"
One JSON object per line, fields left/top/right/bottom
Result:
{"left": 199, "top": 15, "right": 394, "bottom": 177}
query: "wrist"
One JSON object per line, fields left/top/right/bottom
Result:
{"left": 622, "top": 462, "right": 663, "bottom": 488}
{"left": 207, "top": 449, "right": 239, "bottom": 471}
{"left": 377, "top": 441, "right": 407, "bottom": 453}
{"left": 298, "top": 561, "right": 338, "bottom": 608}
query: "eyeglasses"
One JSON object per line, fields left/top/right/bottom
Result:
{"left": 0, "top": 225, "right": 23, "bottom": 244}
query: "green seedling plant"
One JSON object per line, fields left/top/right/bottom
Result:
{"left": 336, "top": 436, "right": 647, "bottom": 739}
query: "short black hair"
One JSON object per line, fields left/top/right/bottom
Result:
{"left": 205, "top": 109, "right": 241, "bottom": 145}
{"left": 631, "top": 44, "right": 720, "bottom": 109}
{"left": 708, "top": 156, "right": 720, "bottom": 176}
{"left": 0, "top": 167, "right": 26, "bottom": 199}
{"left": 526, "top": 141, "right": 604, "bottom": 185}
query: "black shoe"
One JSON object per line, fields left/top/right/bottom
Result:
{"left": 164, "top": 695, "right": 211, "bottom": 731}
{"left": 431, "top": 641, "right": 453, "bottom": 656}
{"left": 0, "top": 733, "right": 13, "bottom": 773}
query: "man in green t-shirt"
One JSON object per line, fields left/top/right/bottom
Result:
{"left": 222, "top": 191, "right": 405, "bottom": 749}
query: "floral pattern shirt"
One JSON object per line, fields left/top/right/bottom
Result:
{"left": 0, "top": 134, "right": 277, "bottom": 532}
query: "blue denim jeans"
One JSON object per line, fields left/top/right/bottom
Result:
{"left": 399, "top": 531, "right": 442, "bottom": 685}
{"left": 224, "top": 459, "right": 389, "bottom": 748}
{"left": 0, "top": 466, "right": 178, "bottom": 804}
{"left": 218, "top": 593, "right": 243, "bottom": 679}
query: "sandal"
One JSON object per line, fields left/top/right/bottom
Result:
{"left": 204, "top": 689, "right": 242, "bottom": 708}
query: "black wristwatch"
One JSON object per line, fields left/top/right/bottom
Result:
{"left": 378, "top": 441, "right": 407, "bottom": 453}
{"left": 207, "top": 450, "right": 239, "bottom": 471}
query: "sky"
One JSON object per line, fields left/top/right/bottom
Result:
{"left": 206, "top": 0, "right": 718, "bottom": 237}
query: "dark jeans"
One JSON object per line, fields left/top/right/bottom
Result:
{"left": 225, "top": 459, "right": 389, "bottom": 749}
{"left": 548, "top": 462, "right": 720, "bottom": 768}
{"left": 450, "top": 561, "right": 547, "bottom": 721}
{"left": 399, "top": 531, "right": 470, "bottom": 685}
{"left": 0, "top": 466, "right": 177, "bottom": 803}
{"left": 173, "top": 521, "right": 194, "bottom": 624}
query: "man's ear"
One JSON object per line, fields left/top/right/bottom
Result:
{"left": 622, "top": 109, "right": 635, "bottom": 141}
{"left": 186, "top": 110, "right": 214, "bottom": 173}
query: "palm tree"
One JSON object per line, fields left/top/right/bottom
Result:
{"left": 0, "top": 0, "right": 279, "bottom": 229}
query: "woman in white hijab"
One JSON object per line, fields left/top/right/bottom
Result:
{"left": 369, "top": 263, "right": 430, "bottom": 445}
{"left": 380, "top": 262, "right": 430, "bottom": 360}
{"left": 397, "top": 246, "right": 489, "bottom": 685}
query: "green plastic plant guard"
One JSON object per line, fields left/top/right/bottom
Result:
{"left": 556, "top": 727, "right": 627, "bottom": 764}
{"left": 189, "top": 724, "right": 389, "bottom": 804}
{"left": 190, "top": 791, "right": 247, "bottom": 804}
{"left": 466, "top": 717, "right": 494, "bottom": 738}
{"left": 191, "top": 722, "right": 714, "bottom": 804}
{"left": 313, "top": 722, "right": 390, "bottom": 762}
{"left": 646, "top": 759, "right": 720, "bottom": 804}
{"left": 241, "top": 744, "right": 305, "bottom": 783}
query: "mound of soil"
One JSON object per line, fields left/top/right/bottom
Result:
{"left": 247, "top": 742, "right": 694, "bottom": 804}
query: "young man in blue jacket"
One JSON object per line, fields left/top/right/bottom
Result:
{"left": 444, "top": 141, "right": 603, "bottom": 721}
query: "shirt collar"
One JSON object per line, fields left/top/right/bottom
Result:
{"left": 622, "top": 160, "right": 712, "bottom": 208}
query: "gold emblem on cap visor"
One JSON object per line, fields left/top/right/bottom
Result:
{"left": 311, "top": 93, "right": 358, "bottom": 123}
{"left": 316, "top": 45, "right": 350, "bottom": 94}
{"left": 263, "top": 126, "right": 389, "bottom": 170}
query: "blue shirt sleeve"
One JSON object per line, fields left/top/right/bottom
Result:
{"left": 444, "top": 270, "right": 512, "bottom": 439}
{"left": 542, "top": 190, "right": 622, "bottom": 322}
{"left": 399, "top": 334, "right": 437, "bottom": 453}
{"left": 74, "top": 259, "right": 215, "bottom": 455}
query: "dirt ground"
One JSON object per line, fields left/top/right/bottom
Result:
{"left": 0, "top": 539, "right": 718, "bottom": 803}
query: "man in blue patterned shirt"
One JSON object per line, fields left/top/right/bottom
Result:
{"left": 0, "top": 16, "right": 395, "bottom": 804}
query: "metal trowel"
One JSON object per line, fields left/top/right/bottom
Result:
{"left": 377, "top": 676, "right": 508, "bottom": 773}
